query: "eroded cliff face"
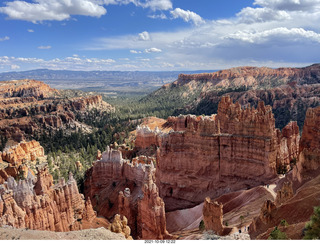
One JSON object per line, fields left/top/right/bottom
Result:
{"left": 0, "top": 167, "right": 96, "bottom": 231}
{"left": 176, "top": 64, "right": 320, "bottom": 88}
{"left": 156, "top": 96, "right": 299, "bottom": 211}
{"left": 0, "top": 79, "right": 114, "bottom": 142}
{"left": 0, "top": 140, "right": 44, "bottom": 166}
{"left": 84, "top": 146, "right": 171, "bottom": 240}
{"left": 202, "top": 197, "right": 225, "bottom": 235}
{"left": 249, "top": 105, "right": 320, "bottom": 240}
{"left": 0, "top": 79, "right": 59, "bottom": 99}
{"left": 294, "top": 106, "right": 320, "bottom": 181}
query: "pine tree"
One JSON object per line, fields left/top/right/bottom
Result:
{"left": 304, "top": 206, "right": 320, "bottom": 240}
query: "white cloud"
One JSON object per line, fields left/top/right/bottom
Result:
{"left": 170, "top": 8, "right": 205, "bottom": 26}
{"left": 0, "top": 0, "right": 107, "bottom": 22}
{"left": 38, "top": 45, "right": 52, "bottom": 49}
{"left": 237, "top": 7, "right": 291, "bottom": 23}
{"left": 0, "top": 36, "right": 10, "bottom": 41}
{"left": 144, "top": 47, "right": 162, "bottom": 53}
{"left": 138, "top": 0, "right": 172, "bottom": 11}
{"left": 148, "top": 13, "right": 167, "bottom": 19}
{"left": 0, "top": 55, "right": 116, "bottom": 71}
{"left": 27, "top": 29, "right": 34, "bottom": 32}
{"left": 138, "top": 31, "right": 150, "bottom": 41}
{"left": 101, "top": 0, "right": 173, "bottom": 10}
{"left": 11, "top": 64, "right": 20, "bottom": 70}
{"left": 254, "top": 0, "right": 320, "bottom": 12}
{"left": 130, "top": 50, "right": 142, "bottom": 54}
{"left": 0, "top": 0, "right": 173, "bottom": 22}
{"left": 225, "top": 27, "right": 320, "bottom": 44}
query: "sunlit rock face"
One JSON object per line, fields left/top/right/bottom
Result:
{"left": 84, "top": 146, "right": 172, "bottom": 240}
{"left": 0, "top": 167, "right": 96, "bottom": 231}
{"left": 156, "top": 96, "right": 299, "bottom": 211}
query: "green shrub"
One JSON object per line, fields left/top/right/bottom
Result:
{"left": 268, "top": 226, "right": 288, "bottom": 240}
{"left": 280, "top": 219, "right": 289, "bottom": 227}
{"left": 199, "top": 220, "right": 205, "bottom": 231}
{"left": 303, "top": 206, "right": 320, "bottom": 240}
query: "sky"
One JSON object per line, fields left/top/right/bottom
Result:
{"left": 0, "top": 0, "right": 320, "bottom": 72}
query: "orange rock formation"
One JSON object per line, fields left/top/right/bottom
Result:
{"left": 176, "top": 64, "right": 320, "bottom": 88}
{"left": 202, "top": 197, "right": 224, "bottom": 235}
{"left": 84, "top": 146, "right": 172, "bottom": 240}
{"left": 0, "top": 167, "right": 97, "bottom": 231}
{"left": 249, "top": 105, "right": 320, "bottom": 239}
{"left": 156, "top": 96, "right": 299, "bottom": 211}
{"left": 0, "top": 79, "right": 114, "bottom": 142}
{"left": 0, "top": 140, "right": 44, "bottom": 166}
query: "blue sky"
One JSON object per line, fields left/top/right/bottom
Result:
{"left": 0, "top": 0, "right": 320, "bottom": 72}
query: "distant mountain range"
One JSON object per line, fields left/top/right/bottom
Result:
{"left": 0, "top": 69, "right": 216, "bottom": 93}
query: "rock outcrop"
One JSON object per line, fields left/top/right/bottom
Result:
{"left": 249, "top": 105, "right": 320, "bottom": 239}
{"left": 0, "top": 79, "right": 114, "bottom": 142}
{"left": 176, "top": 64, "right": 320, "bottom": 88}
{"left": 84, "top": 147, "right": 172, "bottom": 240}
{"left": 0, "top": 79, "right": 59, "bottom": 99}
{"left": 0, "top": 167, "right": 97, "bottom": 232}
{"left": 294, "top": 106, "right": 320, "bottom": 182}
{"left": 109, "top": 214, "right": 132, "bottom": 240}
{"left": 202, "top": 197, "right": 224, "bottom": 235}
{"left": 1, "top": 140, "right": 44, "bottom": 166}
{"left": 135, "top": 125, "right": 162, "bottom": 150}
{"left": 156, "top": 96, "right": 299, "bottom": 211}
{"left": 275, "top": 181, "right": 293, "bottom": 206}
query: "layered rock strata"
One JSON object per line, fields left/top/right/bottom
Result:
{"left": 202, "top": 197, "right": 224, "bottom": 235}
{"left": 176, "top": 64, "right": 320, "bottom": 88}
{"left": 84, "top": 147, "right": 171, "bottom": 240}
{"left": 0, "top": 140, "right": 44, "bottom": 166}
{"left": 249, "top": 105, "right": 320, "bottom": 239}
{"left": 0, "top": 79, "right": 114, "bottom": 142}
{"left": 0, "top": 79, "right": 59, "bottom": 99}
{"left": 294, "top": 106, "right": 320, "bottom": 181}
{"left": 0, "top": 167, "right": 97, "bottom": 231}
{"left": 156, "top": 96, "right": 299, "bottom": 211}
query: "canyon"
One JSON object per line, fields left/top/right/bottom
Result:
{"left": 155, "top": 96, "right": 299, "bottom": 211}
{"left": 1, "top": 64, "right": 320, "bottom": 240}
{"left": 0, "top": 79, "right": 114, "bottom": 142}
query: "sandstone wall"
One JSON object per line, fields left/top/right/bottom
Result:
{"left": 176, "top": 64, "right": 320, "bottom": 87}
{"left": 84, "top": 147, "right": 171, "bottom": 240}
{"left": 294, "top": 106, "right": 320, "bottom": 182}
{"left": 0, "top": 168, "right": 96, "bottom": 231}
{"left": 1, "top": 140, "right": 44, "bottom": 166}
{"left": 0, "top": 79, "right": 59, "bottom": 99}
{"left": 202, "top": 197, "right": 224, "bottom": 235}
{"left": 156, "top": 96, "right": 299, "bottom": 211}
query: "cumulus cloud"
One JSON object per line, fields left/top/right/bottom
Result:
{"left": 225, "top": 27, "right": 320, "bottom": 44}
{"left": 144, "top": 47, "right": 162, "bottom": 53}
{"left": 138, "top": 31, "right": 150, "bottom": 41}
{"left": 170, "top": 8, "right": 205, "bottom": 25}
{"left": 253, "top": 0, "right": 320, "bottom": 12}
{"left": 27, "top": 29, "right": 34, "bottom": 32}
{"left": 0, "top": 36, "right": 10, "bottom": 41}
{"left": 237, "top": 7, "right": 291, "bottom": 23}
{"left": 38, "top": 45, "right": 52, "bottom": 49}
{"left": 138, "top": 0, "right": 172, "bottom": 11}
{"left": 102, "top": 0, "right": 172, "bottom": 10}
{"left": 0, "top": 0, "right": 173, "bottom": 22}
{"left": 0, "top": 0, "right": 107, "bottom": 22}
{"left": 10, "top": 64, "right": 20, "bottom": 70}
